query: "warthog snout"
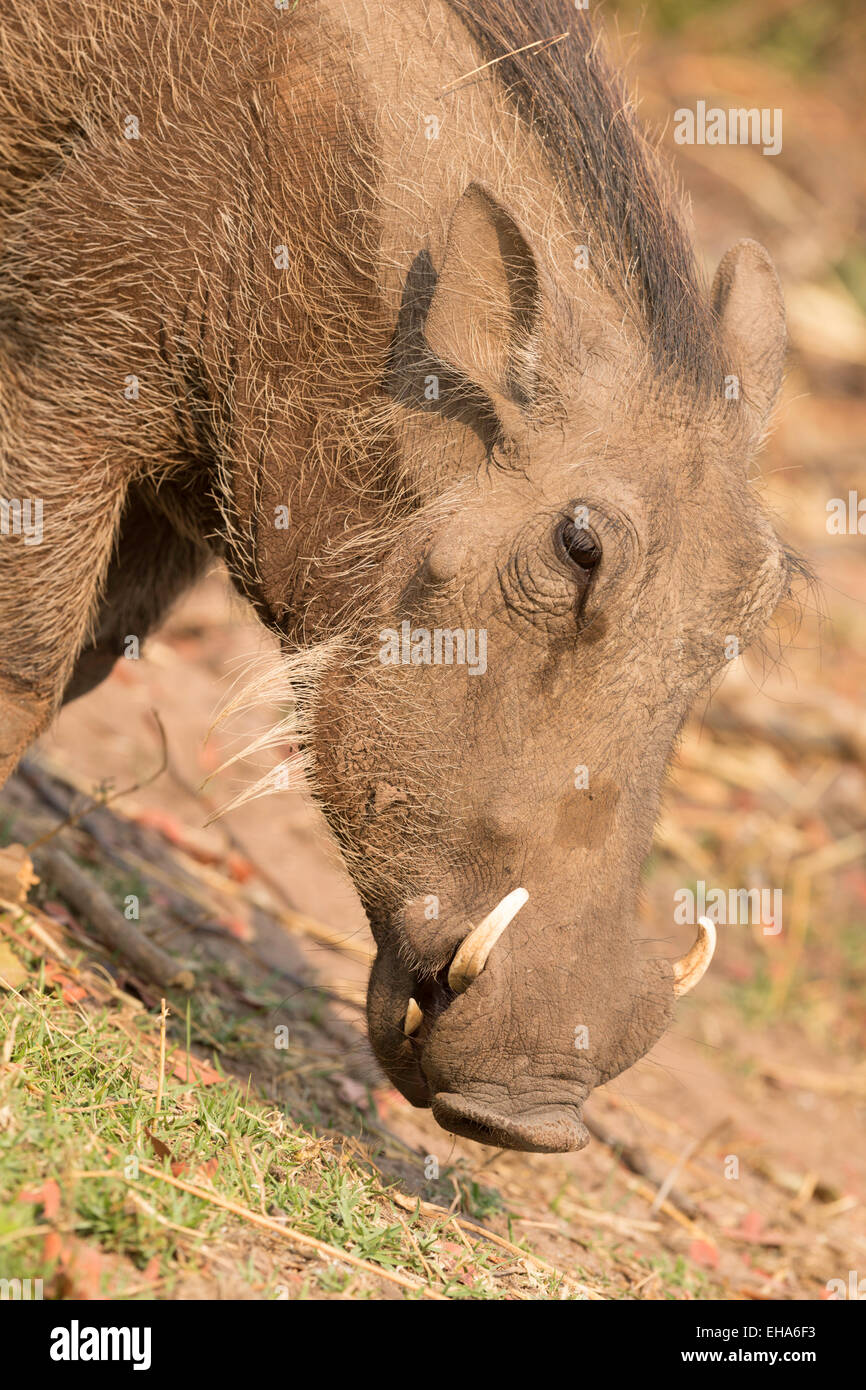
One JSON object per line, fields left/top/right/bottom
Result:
{"left": 431, "top": 1094, "right": 591, "bottom": 1155}
{"left": 366, "top": 886, "right": 716, "bottom": 1151}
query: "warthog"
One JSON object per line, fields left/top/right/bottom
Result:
{"left": 0, "top": 1, "right": 797, "bottom": 1150}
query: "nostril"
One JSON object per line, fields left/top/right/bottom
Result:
{"left": 432, "top": 1093, "right": 590, "bottom": 1153}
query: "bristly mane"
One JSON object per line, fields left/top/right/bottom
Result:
{"left": 446, "top": 1, "right": 723, "bottom": 395}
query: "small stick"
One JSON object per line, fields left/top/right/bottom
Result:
{"left": 440, "top": 31, "right": 569, "bottom": 96}
{"left": 584, "top": 1113, "right": 699, "bottom": 1220}
{"left": 0, "top": 900, "right": 73, "bottom": 964}
{"left": 650, "top": 1119, "right": 728, "bottom": 1215}
{"left": 31, "top": 846, "right": 194, "bottom": 992}
{"left": 241, "top": 1135, "right": 269, "bottom": 1216}
{"left": 395, "top": 1211, "right": 436, "bottom": 1281}
{"left": 75, "top": 1164, "right": 446, "bottom": 1299}
{"left": 23, "top": 710, "right": 169, "bottom": 852}
{"left": 154, "top": 998, "right": 167, "bottom": 1117}
{"left": 386, "top": 1190, "right": 604, "bottom": 1299}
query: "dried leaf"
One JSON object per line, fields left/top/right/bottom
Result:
{"left": 19, "top": 1177, "right": 61, "bottom": 1220}
{"left": 43, "top": 958, "right": 88, "bottom": 1004}
{"left": 144, "top": 1128, "right": 173, "bottom": 1162}
{"left": 168, "top": 1050, "right": 222, "bottom": 1086}
{"left": 0, "top": 844, "right": 38, "bottom": 903}
{"left": 688, "top": 1239, "right": 719, "bottom": 1269}
{"left": 50, "top": 1237, "right": 111, "bottom": 1299}
{"left": 0, "top": 941, "right": 28, "bottom": 991}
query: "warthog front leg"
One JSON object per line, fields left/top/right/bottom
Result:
{"left": 0, "top": 349, "right": 129, "bottom": 787}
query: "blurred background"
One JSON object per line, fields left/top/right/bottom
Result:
{"left": 608, "top": 0, "right": 866, "bottom": 1076}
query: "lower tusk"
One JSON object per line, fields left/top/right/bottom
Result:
{"left": 404, "top": 998, "right": 423, "bottom": 1035}
{"left": 673, "top": 915, "right": 717, "bottom": 996}
{"left": 447, "top": 887, "right": 529, "bottom": 994}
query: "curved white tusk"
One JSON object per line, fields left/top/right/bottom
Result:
{"left": 404, "top": 998, "right": 423, "bottom": 1035}
{"left": 673, "top": 915, "right": 717, "bottom": 996}
{"left": 447, "top": 887, "right": 529, "bottom": 994}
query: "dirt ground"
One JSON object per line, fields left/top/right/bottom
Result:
{"left": 2, "top": 0, "right": 865, "bottom": 1299}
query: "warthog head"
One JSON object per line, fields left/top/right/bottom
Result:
{"left": 219, "top": 5, "right": 807, "bottom": 1154}
{"left": 309, "top": 177, "right": 794, "bottom": 1152}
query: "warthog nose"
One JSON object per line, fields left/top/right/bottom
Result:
{"left": 432, "top": 1093, "right": 590, "bottom": 1153}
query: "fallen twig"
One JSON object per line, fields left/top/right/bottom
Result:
{"left": 74, "top": 1164, "right": 446, "bottom": 1299}
{"left": 386, "top": 1188, "right": 605, "bottom": 1299}
{"left": 22, "top": 711, "right": 169, "bottom": 852}
{"left": 31, "top": 846, "right": 194, "bottom": 992}
{"left": 584, "top": 1114, "right": 699, "bottom": 1220}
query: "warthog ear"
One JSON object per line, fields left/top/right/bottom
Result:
{"left": 711, "top": 238, "right": 786, "bottom": 428}
{"left": 424, "top": 183, "right": 542, "bottom": 421}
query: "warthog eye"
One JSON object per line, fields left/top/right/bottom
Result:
{"left": 556, "top": 517, "right": 602, "bottom": 574}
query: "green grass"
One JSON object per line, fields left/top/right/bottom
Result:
{"left": 640, "top": 1251, "right": 716, "bottom": 1301}
{"left": 0, "top": 922, "right": 575, "bottom": 1300}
